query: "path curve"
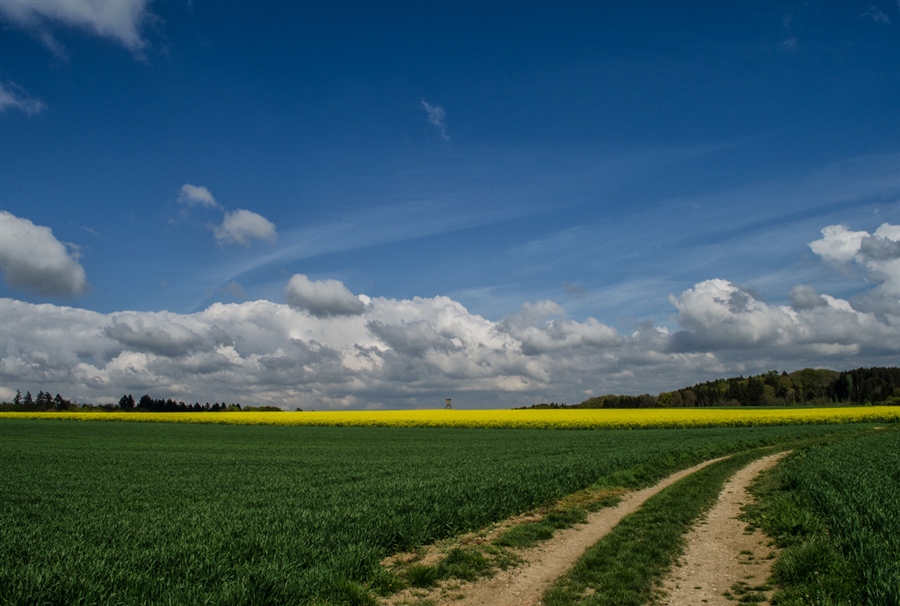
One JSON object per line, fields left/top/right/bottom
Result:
{"left": 659, "top": 451, "right": 789, "bottom": 606}
{"left": 388, "top": 456, "right": 727, "bottom": 606}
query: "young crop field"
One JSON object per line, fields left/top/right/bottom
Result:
{"left": 2, "top": 404, "right": 898, "bottom": 429}
{"left": 749, "top": 428, "right": 900, "bottom": 605}
{"left": 0, "top": 419, "right": 873, "bottom": 605}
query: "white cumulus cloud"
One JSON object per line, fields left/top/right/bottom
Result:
{"left": 103, "top": 313, "right": 209, "bottom": 358}
{"left": 670, "top": 279, "right": 796, "bottom": 349}
{"left": 0, "top": 0, "right": 154, "bottom": 56}
{"left": 789, "top": 284, "right": 827, "bottom": 310}
{"left": 0, "top": 211, "right": 88, "bottom": 297}
{"left": 214, "top": 209, "right": 277, "bottom": 246}
{"left": 668, "top": 277, "right": 897, "bottom": 358}
{"left": 499, "top": 300, "right": 621, "bottom": 355}
{"left": 176, "top": 184, "right": 277, "bottom": 247}
{"left": 285, "top": 274, "right": 366, "bottom": 317}
{"left": 809, "top": 224, "right": 870, "bottom": 265}
{"left": 178, "top": 184, "right": 219, "bottom": 208}
{"left": 810, "top": 222, "right": 900, "bottom": 319}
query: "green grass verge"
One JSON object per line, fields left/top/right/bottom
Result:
{"left": 495, "top": 507, "right": 591, "bottom": 549}
{"left": 404, "top": 547, "right": 493, "bottom": 588}
{"left": 541, "top": 448, "right": 774, "bottom": 606}
{"left": 743, "top": 426, "right": 900, "bottom": 606}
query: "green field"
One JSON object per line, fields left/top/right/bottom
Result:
{"left": 748, "top": 429, "right": 900, "bottom": 606}
{"left": 0, "top": 420, "right": 885, "bottom": 605}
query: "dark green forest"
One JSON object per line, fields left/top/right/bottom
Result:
{"left": 0, "top": 391, "right": 250, "bottom": 413}
{"left": 529, "top": 366, "right": 900, "bottom": 409}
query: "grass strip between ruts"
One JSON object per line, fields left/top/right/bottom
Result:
{"left": 541, "top": 448, "right": 773, "bottom": 606}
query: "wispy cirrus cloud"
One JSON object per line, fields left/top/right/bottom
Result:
{"left": 861, "top": 5, "right": 892, "bottom": 25}
{"left": 0, "top": 82, "right": 47, "bottom": 116}
{"left": 421, "top": 99, "right": 449, "bottom": 140}
{"left": 781, "top": 13, "right": 798, "bottom": 50}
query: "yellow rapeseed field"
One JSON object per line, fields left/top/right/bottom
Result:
{"left": 2, "top": 406, "right": 898, "bottom": 429}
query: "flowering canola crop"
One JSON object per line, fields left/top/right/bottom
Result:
{"left": 2, "top": 406, "right": 898, "bottom": 429}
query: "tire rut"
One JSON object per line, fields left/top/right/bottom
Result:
{"left": 658, "top": 451, "right": 788, "bottom": 606}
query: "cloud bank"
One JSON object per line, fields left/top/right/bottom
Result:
{"left": 0, "top": 211, "right": 89, "bottom": 297}
{"left": 2, "top": 224, "right": 898, "bottom": 409}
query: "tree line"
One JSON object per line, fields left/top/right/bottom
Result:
{"left": 116, "top": 394, "right": 244, "bottom": 412}
{"left": 115, "top": 394, "right": 281, "bottom": 412}
{"left": 1, "top": 390, "right": 76, "bottom": 412}
{"left": 657, "top": 366, "right": 900, "bottom": 408}
{"left": 524, "top": 366, "right": 900, "bottom": 409}
{"left": 0, "top": 391, "right": 273, "bottom": 412}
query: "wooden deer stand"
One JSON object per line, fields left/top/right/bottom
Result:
{"left": 444, "top": 398, "right": 452, "bottom": 409}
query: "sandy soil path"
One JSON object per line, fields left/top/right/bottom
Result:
{"left": 385, "top": 456, "right": 726, "bottom": 606}
{"left": 658, "top": 451, "right": 789, "bottom": 606}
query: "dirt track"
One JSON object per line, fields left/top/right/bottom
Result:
{"left": 384, "top": 457, "right": 726, "bottom": 606}
{"left": 658, "top": 451, "right": 788, "bottom": 606}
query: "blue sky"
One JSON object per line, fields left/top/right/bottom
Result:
{"left": 1, "top": 1, "right": 899, "bottom": 409}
